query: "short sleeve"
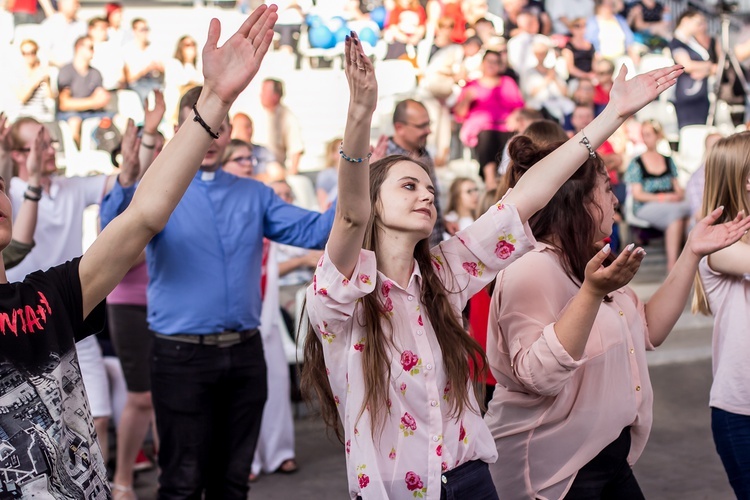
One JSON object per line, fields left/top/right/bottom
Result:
{"left": 57, "top": 65, "right": 73, "bottom": 90}
{"left": 624, "top": 158, "right": 642, "bottom": 185}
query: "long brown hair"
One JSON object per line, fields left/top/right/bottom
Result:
{"left": 692, "top": 132, "right": 750, "bottom": 315}
{"left": 301, "top": 155, "right": 488, "bottom": 441}
{"left": 445, "top": 177, "right": 478, "bottom": 217}
{"left": 509, "top": 136, "right": 611, "bottom": 285}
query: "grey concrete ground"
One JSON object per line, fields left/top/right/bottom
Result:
{"left": 131, "top": 245, "right": 735, "bottom": 499}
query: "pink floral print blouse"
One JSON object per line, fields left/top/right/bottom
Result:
{"left": 307, "top": 202, "right": 535, "bottom": 499}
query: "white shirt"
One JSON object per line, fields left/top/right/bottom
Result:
{"left": 8, "top": 175, "right": 107, "bottom": 281}
{"left": 91, "top": 40, "right": 124, "bottom": 90}
{"left": 41, "top": 14, "right": 87, "bottom": 67}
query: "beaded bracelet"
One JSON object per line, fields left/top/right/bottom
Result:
{"left": 578, "top": 129, "right": 597, "bottom": 159}
{"left": 339, "top": 142, "right": 372, "bottom": 163}
{"left": 192, "top": 103, "right": 220, "bottom": 140}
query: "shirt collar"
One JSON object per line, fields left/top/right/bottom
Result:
{"left": 377, "top": 258, "right": 423, "bottom": 293}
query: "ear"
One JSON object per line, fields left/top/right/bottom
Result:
{"left": 10, "top": 151, "right": 25, "bottom": 168}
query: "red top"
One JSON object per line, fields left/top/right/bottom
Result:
{"left": 387, "top": 5, "right": 427, "bottom": 27}
{"left": 10, "top": 0, "right": 37, "bottom": 14}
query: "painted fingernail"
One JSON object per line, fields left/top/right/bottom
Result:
{"left": 601, "top": 243, "right": 611, "bottom": 254}
{"left": 345, "top": 35, "right": 350, "bottom": 41}
{"left": 626, "top": 243, "right": 635, "bottom": 252}
{"left": 350, "top": 30, "right": 355, "bottom": 37}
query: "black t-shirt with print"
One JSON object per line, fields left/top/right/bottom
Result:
{"left": 0, "top": 258, "right": 109, "bottom": 499}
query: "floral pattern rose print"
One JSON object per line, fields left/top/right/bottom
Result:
{"left": 405, "top": 471, "right": 427, "bottom": 497}
{"left": 359, "top": 274, "right": 372, "bottom": 285}
{"left": 400, "top": 412, "right": 417, "bottom": 437}
{"left": 401, "top": 351, "right": 418, "bottom": 371}
{"left": 430, "top": 254, "right": 443, "bottom": 271}
{"left": 495, "top": 233, "right": 517, "bottom": 260}
{"left": 389, "top": 447, "right": 396, "bottom": 460}
{"left": 400, "top": 382, "right": 407, "bottom": 395}
{"left": 459, "top": 423, "right": 468, "bottom": 444}
{"left": 357, "top": 464, "right": 369, "bottom": 489}
{"left": 353, "top": 338, "right": 365, "bottom": 352}
{"left": 417, "top": 315, "right": 423, "bottom": 326}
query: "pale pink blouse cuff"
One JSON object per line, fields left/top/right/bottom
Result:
{"left": 309, "top": 247, "right": 377, "bottom": 320}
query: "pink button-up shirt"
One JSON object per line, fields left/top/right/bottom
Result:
{"left": 307, "top": 202, "right": 535, "bottom": 500}
{"left": 484, "top": 243, "right": 654, "bottom": 500}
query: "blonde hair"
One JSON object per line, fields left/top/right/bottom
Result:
{"left": 692, "top": 131, "right": 750, "bottom": 315}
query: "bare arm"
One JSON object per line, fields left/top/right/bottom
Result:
{"left": 326, "top": 33, "right": 378, "bottom": 280}
{"left": 646, "top": 208, "right": 750, "bottom": 346}
{"left": 504, "top": 64, "right": 684, "bottom": 223}
{"left": 79, "top": 6, "right": 279, "bottom": 317}
{"left": 58, "top": 87, "right": 111, "bottom": 112}
{"left": 138, "top": 90, "right": 166, "bottom": 175}
{"left": 708, "top": 238, "right": 750, "bottom": 276}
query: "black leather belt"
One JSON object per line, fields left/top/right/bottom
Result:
{"left": 154, "top": 329, "right": 259, "bottom": 348}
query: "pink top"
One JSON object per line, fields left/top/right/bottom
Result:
{"left": 307, "top": 202, "right": 535, "bottom": 500}
{"left": 107, "top": 261, "right": 148, "bottom": 306}
{"left": 484, "top": 243, "right": 654, "bottom": 500}
{"left": 456, "top": 77, "right": 525, "bottom": 148}
{"left": 699, "top": 256, "right": 750, "bottom": 416}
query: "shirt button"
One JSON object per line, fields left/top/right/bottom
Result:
{"left": 442, "top": 474, "right": 447, "bottom": 484}
{"left": 426, "top": 364, "right": 433, "bottom": 370}
{"left": 619, "top": 311, "right": 624, "bottom": 316}
{"left": 636, "top": 385, "right": 641, "bottom": 391}
{"left": 432, "top": 435, "right": 439, "bottom": 442}
{"left": 417, "top": 330, "right": 423, "bottom": 336}
{"left": 408, "top": 295, "right": 414, "bottom": 301}
{"left": 630, "top": 348, "right": 635, "bottom": 354}
{"left": 430, "top": 400, "right": 438, "bottom": 407}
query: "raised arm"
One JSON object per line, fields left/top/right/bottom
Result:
{"left": 79, "top": 5, "right": 278, "bottom": 318}
{"left": 646, "top": 207, "right": 750, "bottom": 347}
{"left": 504, "top": 64, "right": 684, "bottom": 222}
{"left": 10, "top": 126, "right": 44, "bottom": 248}
{"left": 326, "top": 32, "right": 378, "bottom": 279}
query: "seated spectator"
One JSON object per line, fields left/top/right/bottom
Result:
{"left": 231, "top": 112, "right": 276, "bottom": 177}
{"left": 57, "top": 35, "right": 111, "bottom": 145}
{"left": 123, "top": 18, "right": 164, "bottom": 103}
{"left": 13, "top": 40, "right": 56, "bottom": 124}
{"left": 222, "top": 139, "right": 258, "bottom": 179}
{"left": 267, "top": 0, "right": 312, "bottom": 54}
{"left": 507, "top": 15, "right": 552, "bottom": 77}
{"left": 626, "top": 0, "right": 671, "bottom": 51}
{"left": 462, "top": 0, "right": 504, "bottom": 38}
{"left": 430, "top": 0, "right": 468, "bottom": 44}
{"left": 453, "top": 49, "right": 525, "bottom": 190}
{"left": 443, "top": 177, "right": 480, "bottom": 234}
{"left": 165, "top": 36, "right": 203, "bottom": 125}
{"left": 546, "top": 0, "right": 594, "bottom": 35}
{"left": 625, "top": 119, "right": 691, "bottom": 271}
{"left": 105, "top": 2, "right": 127, "bottom": 46}
{"left": 425, "top": 16, "right": 458, "bottom": 65}
{"left": 383, "top": 0, "right": 427, "bottom": 61}
{"left": 473, "top": 17, "right": 501, "bottom": 47}
{"left": 521, "top": 36, "right": 574, "bottom": 122}
{"left": 8, "top": 0, "right": 54, "bottom": 25}
{"left": 586, "top": 0, "right": 640, "bottom": 64}
{"left": 593, "top": 58, "right": 615, "bottom": 115}
{"left": 497, "top": 107, "right": 544, "bottom": 175}
{"left": 501, "top": 0, "right": 551, "bottom": 38}
{"left": 315, "top": 137, "right": 340, "bottom": 210}
{"left": 562, "top": 17, "right": 596, "bottom": 81}
{"left": 41, "top": 0, "right": 87, "bottom": 68}
{"left": 456, "top": 35, "right": 485, "bottom": 84}
{"left": 88, "top": 16, "right": 126, "bottom": 93}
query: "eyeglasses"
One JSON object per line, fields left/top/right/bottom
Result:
{"left": 439, "top": 24, "right": 454, "bottom": 29}
{"left": 136, "top": 27, "right": 150, "bottom": 33}
{"left": 21, "top": 50, "right": 37, "bottom": 56}
{"left": 571, "top": 23, "right": 585, "bottom": 28}
{"left": 229, "top": 155, "right": 258, "bottom": 166}
{"left": 404, "top": 121, "right": 431, "bottom": 130}
{"left": 14, "top": 140, "right": 60, "bottom": 152}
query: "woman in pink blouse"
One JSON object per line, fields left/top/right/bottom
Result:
{"left": 453, "top": 49, "right": 524, "bottom": 191}
{"left": 302, "top": 32, "right": 686, "bottom": 500}
{"left": 693, "top": 132, "right": 750, "bottom": 498}
{"left": 484, "top": 136, "right": 750, "bottom": 499}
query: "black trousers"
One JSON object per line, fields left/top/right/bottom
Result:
{"left": 151, "top": 334, "right": 267, "bottom": 500}
{"left": 564, "top": 427, "right": 645, "bottom": 500}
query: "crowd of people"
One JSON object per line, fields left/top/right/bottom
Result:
{"left": 0, "top": 1, "right": 750, "bottom": 500}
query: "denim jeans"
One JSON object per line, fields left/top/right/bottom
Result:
{"left": 564, "top": 427, "right": 645, "bottom": 499}
{"left": 441, "top": 460, "right": 498, "bottom": 500}
{"left": 712, "top": 407, "right": 750, "bottom": 500}
{"left": 151, "top": 334, "right": 267, "bottom": 500}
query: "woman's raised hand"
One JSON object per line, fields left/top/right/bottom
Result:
{"left": 608, "top": 64, "right": 684, "bottom": 119}
{"left": 687, "top": 207, "right": 750, "bottom": 258}
{"left": 201, "top": 5, "right": 278, "bottom": 106}
{"left": 582, "top": 243, "right": 645, "bottom": 298}
{"left": 344, "top": 31, "right": 378, "bottom": 116}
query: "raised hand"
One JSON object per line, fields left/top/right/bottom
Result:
{"left": 687, "top": 207, "right": 750, "bottom": 258}
{"left": 369, "top": 134, "right": 388, "bottom": 163}
{"left": 201, "top": 4, "right": 278, "bottom": 106}
{"left": 143, "top": 89, "right": 166, "bottom": 135}
{"left": 25, "top": 126, "right": 47, "bottom": 183}
{"left": 0, "top": 113, "right": 10, "bottom": 154}
{"left": 609, "top": 64, "right": 684, "bottom": 119}
{"left": 344, "top": 31, "right": 377, "bottom": 116}
{"left": 582, "top": 243, "right": 645, "bottom": 298}
{"left": 118, "top": 119, "right": 141, "bottom": 187}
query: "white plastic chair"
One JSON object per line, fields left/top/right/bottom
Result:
{"left": 676, "top": 125, "right": 712, "bottom": 176}
{"left": 79, "top": 116, "right": 103, "bottom": 152}
{"left": 116, "top": 89, "right": 145, "bottom": 124}
{"left": 12, "top": 24, "right": 44, "bottom": 45}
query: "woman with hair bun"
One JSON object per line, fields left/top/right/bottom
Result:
{"left": 485, "top": 134, "right": 750, "bottom": 499}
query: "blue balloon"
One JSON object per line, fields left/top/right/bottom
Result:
{"left": 334, "top": 25, "right": 350, "bottom": 44}
{"left": 330, "top": 16, "right": 347, "bottom": 30}
{"left": 306, "top": 14, "right": 323, "bottom": 28}
{"left": 358, "top": 27, "right": 379, "bottom": 47}
{"left": 370, "top": 6, "right": 387, "bottom": 30}
{"left": 308, "top": 26, "right": 336, "bottom": 49}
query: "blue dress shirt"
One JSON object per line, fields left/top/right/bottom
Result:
{"left": 100, "top": 169, "right": 334, "bottom": 334}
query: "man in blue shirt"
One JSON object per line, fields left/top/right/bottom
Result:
{"left": 100, "top": 85, "right": 334, "bottom": 499}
